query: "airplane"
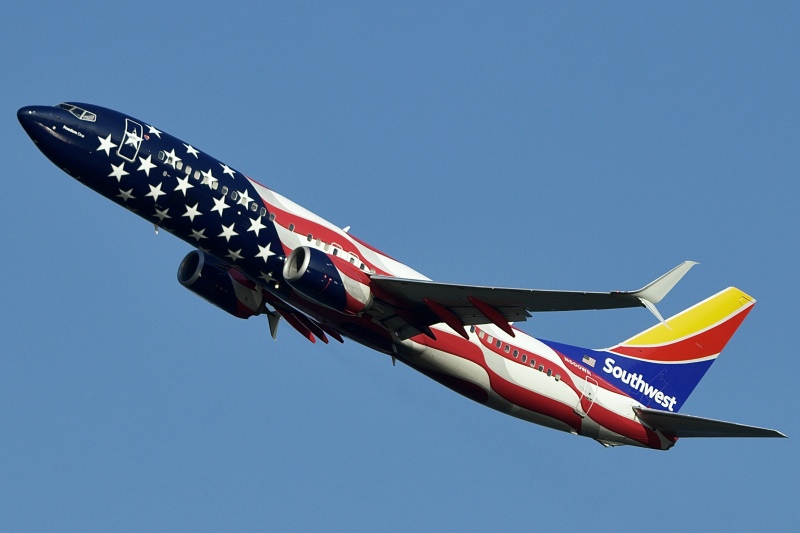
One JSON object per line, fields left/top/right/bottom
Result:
{"left": 17, "top": 102, "right": 786, "bottom": 450}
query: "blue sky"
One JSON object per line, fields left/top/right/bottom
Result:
{"left": 2, "top": 2, "right": 797, "bottom": 531}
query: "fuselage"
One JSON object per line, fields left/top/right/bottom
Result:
{"left": 18, "top": 102, "right": 675, "bottom": 449}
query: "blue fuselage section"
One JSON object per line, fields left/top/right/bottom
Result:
{"left": 18, "top": 103, "right": 292, "bottom": 309}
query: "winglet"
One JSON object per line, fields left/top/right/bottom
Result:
{"left": 630, "top": 261, "right": 698, "bottom": 325}
{"left": 632, "top": 261, "right": 698, "bottom": 304}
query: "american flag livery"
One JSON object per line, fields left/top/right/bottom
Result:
{"left": 18, "top": 103, "right": 786, "bottom": 449}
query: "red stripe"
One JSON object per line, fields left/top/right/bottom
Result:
{"left": 611, "top": 305, "right": 752, "bottom": 362}
{"left": 583, "top": 402, "right": 665, "bottom": 449}
{"left": 419, "top": 332, "right": 583, "bottom": 432}
{"left": 424, "top": 331, "right": 671, "bottom": 446}
{"left": 262, "top": 200, "right": 389, "bottom": 275}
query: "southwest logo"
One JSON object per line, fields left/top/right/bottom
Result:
{"left": 602, "top": 358, "right": 677, "bottom": 411}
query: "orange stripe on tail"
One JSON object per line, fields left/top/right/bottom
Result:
{"left": 609, "top": 287, "right": 755, "bottom": 363}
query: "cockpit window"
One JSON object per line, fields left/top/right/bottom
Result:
{"left": 57, "top": 103, "right": 97, "bottom": 122}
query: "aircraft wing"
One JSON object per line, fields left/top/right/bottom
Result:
{"left": 367, "top": 261, "right": 697, "bottom": 341}
{"left": 634, "top": 407, "right": 787, "bottom": 438}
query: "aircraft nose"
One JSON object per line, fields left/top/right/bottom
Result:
{"left": 18, "top": 105, "right": 53, "bottom": 138}
{"left": 18, "top": 105, "right": 67, "bottom": 145}
{"left": 18, "top": 106, "right": 39, "bottom": 132}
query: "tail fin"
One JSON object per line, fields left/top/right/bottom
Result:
{"left": 599, "top": 287, "right": 755, "bottom": 412}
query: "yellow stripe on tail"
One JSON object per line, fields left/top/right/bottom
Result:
{"left": 619, "top": 287, "right": 755, "bottom": 348}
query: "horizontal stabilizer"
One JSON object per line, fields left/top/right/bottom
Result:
{"left": 634, "top": 407, "right": 786, "bottom": 439}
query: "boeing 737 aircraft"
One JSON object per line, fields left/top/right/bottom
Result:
{"left": 18, "top": 102, "right": 786, "bottom": 449}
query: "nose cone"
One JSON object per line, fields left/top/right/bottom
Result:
{"left": 18, "top": 105, "right": 56, "bottom": 141}
{"left": 18, "top": 106, "right": 40, "bottom": 135}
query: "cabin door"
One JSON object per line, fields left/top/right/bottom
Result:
{"left": 116, "top": 118, "right": 143, "bottom": 162}
{"left": 574, "top": 376, "right": 598, "bottom": 417}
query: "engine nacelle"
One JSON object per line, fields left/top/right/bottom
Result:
{"left": 177, "top": 250, "right": 264, "bottom": 319}
{"left": 282, "top": 246, "right": 373, "bottom": 315}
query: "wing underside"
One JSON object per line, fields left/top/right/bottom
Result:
{"left": 367, "top": 261, "right": 696, "bottom": 341}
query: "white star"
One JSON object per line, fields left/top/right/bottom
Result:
{"left": 220, "top": 163, "right": 235, "bottom": 177}
{"left": 183, "top": 203, "right": 202, "bottom": 222}
{"left": 247, "top": 216, "right": 267, "bottom": 236}
{"left": 259, "top": 271, "right": 276, "bottom": 283}
{"left": 125, "top": 129, "right": 142, "bottom": 147}
{"left": 153, "top": 207, "right": 171, "bottom": 221}
{"left": 108, "top": 162, "right": 129, "bottom": 182}
{"left": 137, "top": 154, "right": 156, "bottom": 176}
{"left": 190, "top": 228, "right": 208, "bottom": 242}
{"left": 164, "top": 149, "right": 181, "bottom": 168}
{"left": 146, "top": 182, "right": 166, "bottom": 202}
{"left": 146, "top": 125, "right": 162, "bottom": 138}
{"left": 117, "top": 188, "right": 135, "bottom": 202}
{"left": 97, "top": 134, "right": 117, "bottom": 156}
{"left": 210, "top": 196, "right": 229, "bottom": 216}
{"left": 184, "top": 143, "right": 200, "bottom": 158}
{"left": 255, "top": 243, "right": 276, "bottom": 263}
{"left": 174, "top": 175, "right": 193, "bottom": 196}
{"left": 226, "top": 249, "right": 244, "bottom": 262}
{"left": 200, "top": 169, "right": 218, "bottom": 188}
{"left": 218, "top": 222, "right": 239, "bottom": 242}
{"left": 237, "top": 188, "right": 253, "bottom": 207}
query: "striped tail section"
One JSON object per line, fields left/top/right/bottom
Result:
{"left": 599, "top": 287, "right": 755, "bottom": 412}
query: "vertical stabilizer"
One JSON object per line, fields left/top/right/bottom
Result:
{"left": 599, "top": 287, "right": 755, "bottom": 412}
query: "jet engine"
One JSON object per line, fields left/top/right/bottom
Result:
{"left": 282, "top": 246, "right": 373, "bottom": 314}
{"left": 177, "top": 250, "right": 265, "bottom": 319}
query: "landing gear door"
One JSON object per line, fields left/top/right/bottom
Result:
{"left": 574, "top": 376, "right": 598, "bottom": 418}
{"left": 117, "top": 119, "right": 143, "bottom": 162}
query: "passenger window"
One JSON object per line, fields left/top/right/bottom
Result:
{"left": 530, "top": 359, "right": 535, "bottom": 368}
{"left": 157, "top": 151, "right": 165, "bottom": 161}
{"left": 307, "top": 234, "right": 313, "bottom": 242}
{"left": 288, "top": 223, "right": 295, "bottom": 232}
{"left": 555, "top": 374, "right": 561, "bottom": 381}
{"left": 221, "top": 186, "right": 228, "bottom": 195}
{"left": 478, "top": 331, "right": 485, "bottom": 339}
{"left": 495, "top": 340, "right": 502, "bottom": 348}
{"left": 513, "top": 349, "right": 518, "bottom": 358}
{"left": 332, "top": 247, "right": 338, "bottom": 256}
{"left": 269, "top": 212, "right": 276, "bottom": 221}
{"left": 504, "top": 345, "right": 510, "bottom": 353}
{"left": 193, "top": 170, "right": 200, "bottom": 180}
{"left": 176, "top": 161, "right": 183, "bottom": 171}
{"left": 250, "top": 203, "right": 258, "bottom": 212}
{"left": 547, "top": 369, "right": 552, "bottom": 377}
{"left": 230, "top": 191, "right": 238, "bottom": 201}
{"left": 521, "top": 354, "right": 527, "bottom": 363}
{"left": 212, "top": 181, "right": 219, "bottom": 190}
{"left": 185, "top": 165, "right": 192, "bottom": 175}
{"left": 538, "top": 365, "right": 544, "bottom": 372}
{"left": 260, "top": 207, "right": 267, "bottom": 217}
